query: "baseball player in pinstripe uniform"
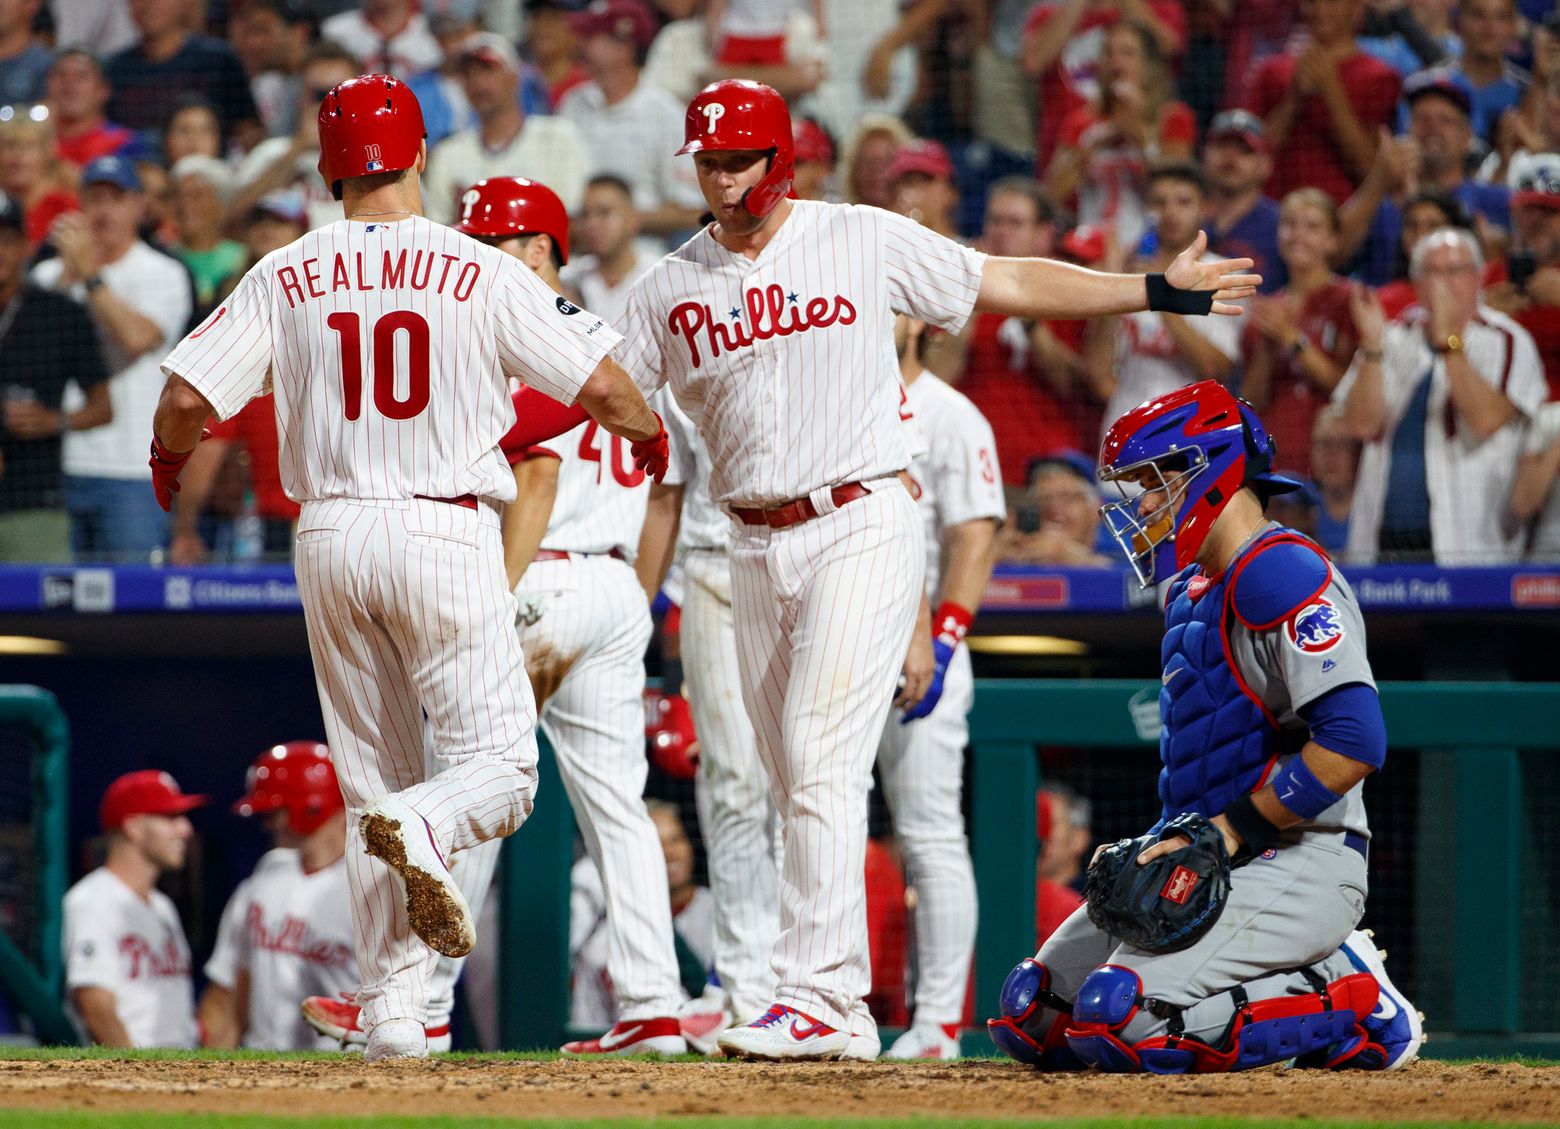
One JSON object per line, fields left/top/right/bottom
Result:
{"left": 617, "top": 78, "right": 1256, "bottom": 1061}
{"left": 459, "top": 175, "right": 687, "bottom": 1056}
{"left": 877, "top": 315, "right": 1005, "bottom": 1060}
{"left": 150, "top": 76, "right": 669, "bottom": 1062}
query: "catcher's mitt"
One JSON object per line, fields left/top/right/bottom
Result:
{"left": 1083, "top": 812, "right": 1232, "bottom": 954}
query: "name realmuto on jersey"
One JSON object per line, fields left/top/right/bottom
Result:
{"left": 275, "top": 249, "right": 482, "bottom": 308}
{"left": 668, "top": 284, "right": 856, "bottom": 369}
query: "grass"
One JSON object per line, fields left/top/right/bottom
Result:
{"left": 0, "top": 1116, "right": 1541, "bottom": 1129}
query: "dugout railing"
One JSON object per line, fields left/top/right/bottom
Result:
{"left": 506, "top": 680, "right": 1560, "bottom": 1059}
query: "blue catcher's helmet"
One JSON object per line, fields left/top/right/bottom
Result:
{"left": 1097, "top": 380, "right": 1303, "bottom": 587}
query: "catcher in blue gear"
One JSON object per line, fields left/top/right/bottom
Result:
{"left": 988, "top": 380, "right": 1425, "bottom": 1074}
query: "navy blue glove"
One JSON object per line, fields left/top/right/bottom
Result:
{"left": 901, "top": 637, "right": 954, "bottom": 723}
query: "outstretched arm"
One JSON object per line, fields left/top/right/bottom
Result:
{"left": 975, "top": 232, "right": 1259, "bottom": 320}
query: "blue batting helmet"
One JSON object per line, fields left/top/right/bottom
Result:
{"left": 1097, "top": 381, "right": 1303, "bottom": 587}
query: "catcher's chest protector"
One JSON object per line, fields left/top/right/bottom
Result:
{"left": 1158, "top": 532, "right": 1287, "bottom": 820}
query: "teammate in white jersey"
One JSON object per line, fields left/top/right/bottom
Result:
{"left": 201, "top": 742, "right": 362, "bottom": 1051}
{"left": 148, "top": 75, "right": 669, "bottom": 1063}
{"left": 876, "top": 316, "right": 1005, "bottom": 1060}
{"left": 618, "top": 79, "right": 1258, "bottom": 1061}
{"left": 63, "top": 771, "right": 206, "bottom": 1048}
{"left": 447, "top": 175, "right": 686, "bottom": 1055}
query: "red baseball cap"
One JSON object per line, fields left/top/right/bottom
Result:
{"left": 886, "top": 139, "right": 955, "bottom": 185}
{"left": 570, "top": 0, "right": 658, "bottom": 52}
{"left": 100, "top": 770, "right": 208, "bottom": 832}
{"left": 1059, "top": 222, "right": 1107, "bottom": 264}
{"left": 1512, "top": 152, "right": 1560, "bottom": 211}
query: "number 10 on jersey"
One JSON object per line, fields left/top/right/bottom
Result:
{"left": 327, "top": 310, "right": 431, "bottom": 421}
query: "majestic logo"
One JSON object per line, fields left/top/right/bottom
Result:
{"left": 1286, "top": 599, "right": 1345, "bottom": 654}
{"left": 556, "top": 296, "right": 581, "bottom": 316}
{"left": 702, "top": 103, "right": 725, "bottom": 132}
{"left": 1160, "top": 866, "right": 1199, "bottom": 905}
{"left": 668, "top": 285, "right": 856, "bottom": 368}
{"left": 363, "top": 142, "right": 383, "bottom": 172}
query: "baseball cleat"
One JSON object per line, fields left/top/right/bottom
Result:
{"left": 561, "top": 1017, "right": 686, "bottom": 1056}
{"left": 716, "top": 1003, "right": 851, "bottom": 1061}
{"left": 1340, "top": 929, "right": 1426, "bottom": 1070}
{"left": 360, "top": 797, "right": 475, "bottom": 958}
{"left": 301, "top": 995, "right": 453, "bottom": 1051}
{"left": 365, "top": 1017, "right": 428, "bottom": 1062}
{"left": 840, "top": 1027, "right": 881, "bottom": 1062}
{"left": 677, "top": 990, "right": 733, "bottom": 1056}
{"left": 883, "top": 1025, "right": 962, "bottom": 1060}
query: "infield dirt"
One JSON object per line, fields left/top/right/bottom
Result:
{"left": 0, "top": 1058, "right": 1556, "bottom": 1123}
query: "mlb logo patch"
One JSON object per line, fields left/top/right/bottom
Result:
{"left": 1285, "top": 598, "right": 1344, "bottom": 654}
{"left": 1160, "top": 865, "right": 1199, "bottom": 905}
{"left": 363, "top": 143, "right": 383, "bottom": 172}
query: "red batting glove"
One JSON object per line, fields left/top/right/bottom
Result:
{"left": 630, "top": 413, "right": 670, "bottom": 483}
{"left": 148, "top": 431, "right": 209, "bottom": 512}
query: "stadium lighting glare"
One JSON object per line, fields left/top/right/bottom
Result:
{"left": 965, "top": 635, "right": 1088, "bottom": 656}
{"left": 0, "top": 636, "right": 68, "bottom": 656}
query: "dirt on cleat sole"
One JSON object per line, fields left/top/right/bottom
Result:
{"left": 361, "top": 813, "right": 474, "bottom": 958}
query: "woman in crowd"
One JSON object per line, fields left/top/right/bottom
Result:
{"left": 1044, "top": 22, "right": 1194, "bottom": 255}
{"left": 0, "top": 111, "right": 76, "bottom": 249}
{"left": 1239, "top": 188, "right": 1358, "bottom": 478}
{"left": 162, "top": 97, "right": 224, "bottom": 166}
{"left": 839, "top": 111, "right": 912, "bottom": 208}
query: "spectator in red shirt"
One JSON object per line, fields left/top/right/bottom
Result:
{"left": 1247, "top": 0, "right": 1401, "bottom": 204}
{"left": 1035, "top": 787, "right": 1090, "bottom": 947}
{"left": 0, "top": 112, "right": 76, "bottom": 250}
{"left": 1485, "top": 153, "right": 1560, "bottom": 398}
{"left": 47, "top": 50, "right": 138, "bottom": 172}
{"left": 1045, "top": 20, "right": 1195, "bottom": 255}
{"left": 923, "top": 177, "right": 1094, "bottom": 488}
{"left": 1240, "top": 188, "right": 1359, "bottom": 478}
{"left": 1019, "top": 0, "right": 1186, "bottom": 171}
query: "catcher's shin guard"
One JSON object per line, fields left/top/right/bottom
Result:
{"left": 1064, "top": 964, "right": 1382, "bottom": 1074}
{"left": 986, "top": 958, "right": 1082, "bottom": 1069}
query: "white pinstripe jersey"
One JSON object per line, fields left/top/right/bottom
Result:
{"left": 659, "top": 388, "right": 728, "bottom": 552}
{"left": 533, "top": 419, "right": 651, "bottom": 557}
{"left": 902, "top": 369, "right": 1006, "bottom": 597}
{"left": 618, "top": 200, "right": 987, "bottom": 506}
{"left": 161, "top": 216, "right": 620, "bottom": 504}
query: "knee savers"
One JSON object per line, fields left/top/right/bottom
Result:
{"left": 1063, "top": 964, "right": 1382, "bottom": 1074}
{"left": 986, "top": 958, "right": 1080, "bottom": 1069}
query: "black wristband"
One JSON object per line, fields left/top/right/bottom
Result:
{"left": 1222, "top": 794, "right": 1282, "bottom": 859}
{"left": 1145, "top": 272, "right": 1215, "bottom": 316}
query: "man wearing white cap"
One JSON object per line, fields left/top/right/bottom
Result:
{"left": 423, "top": 33, "right": 590, "bottom": 223}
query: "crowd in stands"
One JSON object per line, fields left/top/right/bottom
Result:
{"left": 0, "top": 0, "right": 1556, "bottom": 567}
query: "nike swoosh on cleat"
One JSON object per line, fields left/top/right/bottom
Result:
{"left": 790, "top": 1019, "right": 830, "bottom": 1040}
{"left": 1372, "top": 994, "right": 1399, "bottom": 1022}
{"left": 600, "top": 1024, "right": 645, "bottom": 1050}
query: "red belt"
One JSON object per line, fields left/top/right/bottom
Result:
{"left": 414, "top": 493, "right": 479, "bottom": 511}
{"left": 732, "top": 482, "right": 871, "bottom": 529}
{"left": 533, "top": 547, "right": 627, "bottom": 562}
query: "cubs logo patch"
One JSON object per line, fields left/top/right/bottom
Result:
{"left": 1285, "top": 598, "right": 1344, "bottom": 654}
{"left": 1160, "top": 865, "right": 1198, "bottom": 905}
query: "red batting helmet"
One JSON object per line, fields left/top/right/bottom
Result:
{"left": 233, "top": 741, "right": 343, "bottom": 836}
{"left": 317, "top": 74, "right": 427, "bottom": 201}
{"left": 453, "top": 177, "right": 570, "bottom": 263}
{"left": 644, "top": 690, "right": 699, "bottom": 779}
{"left": 677, "top": 79, "right": 793, "bottom": 217}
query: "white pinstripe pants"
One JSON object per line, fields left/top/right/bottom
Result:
{"left": 681, "top": 547, "right": 780, "bottom": 1024}
{"left": 875, "top": 645, "right": 977, "bottom": 1027}
{"left": 729, "top": 483, "right": 924, "bottom": 1032}
{"left": 518, "top": 554, "right": 683, "bottom": 1020}
{"left": 294, "top": 498, "right": 540, "bottom": 1031}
